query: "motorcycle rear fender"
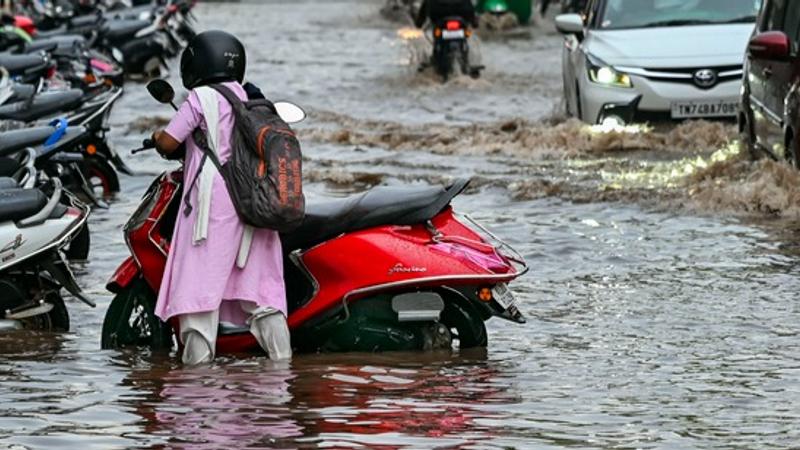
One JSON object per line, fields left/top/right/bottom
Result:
{"left": 107, "top": 256, "right": 140, "bottom": 294}
{"left": 288, "top": 207, "right": 523, "bottom": 328}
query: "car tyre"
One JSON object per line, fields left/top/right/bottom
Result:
{"left": 740, "top": 110, "right": 760, "bottom": 161}
{"left": 786, "top": 132, "right": 799, "bottom": 170}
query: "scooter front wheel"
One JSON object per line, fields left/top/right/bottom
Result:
{"left": 101, "top": 279, "right": 173, "bottom": 350}
{"left": 83, "top": 156, "right": 120, "bottom": 199}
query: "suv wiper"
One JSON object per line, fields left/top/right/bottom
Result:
{"left": 639, "top": 19, "right": 715, "bottom": 28}
{"left": 716, "top": 15, "right": 757, "bottom": 24}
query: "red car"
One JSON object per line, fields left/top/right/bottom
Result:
{"left": 740, "top": 0, "right": 800, "bottom": 166}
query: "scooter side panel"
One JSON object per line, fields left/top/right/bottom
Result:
{"left": 287, "top": 209, "right": 514, "bottom": 328}
{"left": 0, "top": 213, "right": 80, "bottom": 271}
{"left": 106, "top": 256, "right": 139, "bottom": 293}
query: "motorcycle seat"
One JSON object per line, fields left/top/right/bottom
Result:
{"left": 104, "top": 19, "right": 151, "bottom": 41}
{"left": 34, "top": 26, "right": 70, "bottom": 39}
{"left": 0, "top": 89, "right": 84, "bottom": 122}
{"left": 0, "top": 53, "right": 47, "bottom": 76}
{"left": 27, "top": 35, "right": 86, "bottom": 52}
{"left": 109, "top": 4, "right": 155, "bottom": 20}
{"left": 0, "top": 158, "right": 21, "bottom": 177}
{"left": 0, "top": 177, "right": 18, "bottom": 190}
{"left": 281, "top": 179, "right": 470, "bottom": 251}
{"left": 0, "top": 188, "right": 47, "bottom": 222}
{"left": 69, "top": 14, "right": 103, "bottom": 29}
{"left": 0, "top": 127, "right": 55, "bottom": 156}
{"left": 5, "top": 84, "right": 36, "bottom": 103}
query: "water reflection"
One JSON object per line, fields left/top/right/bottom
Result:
{"left": 114, "top": 349, "right": 518, "bottom": 449}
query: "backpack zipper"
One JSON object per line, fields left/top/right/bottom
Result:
{"left": 256, "top": 126, "right": 270, "bottom": 177}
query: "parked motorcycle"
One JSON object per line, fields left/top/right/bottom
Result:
{"left": 12, "top": 0, "right": 196, "bottom": 77}
{"left": 0, "top": 176, "right": 94, "bottom": 332}
{"left": 100, "top": 79, "right": 527, "bottom": 354}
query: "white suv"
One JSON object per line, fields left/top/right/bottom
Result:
{"left": 556, "top": 0, "right": 760, "bottom": 125}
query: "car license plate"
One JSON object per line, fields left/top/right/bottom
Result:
{"left": 670, "top": 100, "right": 738, "bottom": 119}
{"left": 492, "top": 283, "right": 516, "bottom": 310}
{"left": 442, "top": 29, "right": 465, "bottom": 40}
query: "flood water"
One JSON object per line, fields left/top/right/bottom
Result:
{"left": 2, "top": 1, "right": 800, "bottom": 448}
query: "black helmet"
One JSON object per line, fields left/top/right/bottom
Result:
{"left": 180, "top": 30, "right": 246, "bottom": 89}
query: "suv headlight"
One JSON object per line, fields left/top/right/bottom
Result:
{"left": 586, "top": 54, "right": 632, "bottom": 88}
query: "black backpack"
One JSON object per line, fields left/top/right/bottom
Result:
{"left": 185, "top": 84, "right": 305, "bottom": 233}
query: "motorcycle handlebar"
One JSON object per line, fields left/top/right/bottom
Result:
{"left": 131, "top": 138, "right": 156, "bottom": 154}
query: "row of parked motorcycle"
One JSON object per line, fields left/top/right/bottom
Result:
{"left": 0, "top": 0, "right": 196, "bottom": 332}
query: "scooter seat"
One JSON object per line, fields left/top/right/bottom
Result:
{"left": 34, "top": 25, "right": 70, "bottom": 40}
{"left": 0, "top": 158, "right": 21, "bottom": 177}
{"left": 4, "top": 84, "right": 36, "bottom": 103}
{"left": 0, "top": 188, "right": 47, "bottom": 222}
{"left": 0, "top": 89, "right": 84, "bottom": 122}
{"left": 0, "top": 53, "right": 47, "bottom": 77}
{"left": 27, "top": 35, "right": 86, "bottom": 52}
{"left": 108, "top": 4, "right": 154, "bottom": 21}
{"left": 69, "top": 14, "right": 103, "bottom": 30}
{"left": 281, "top": 179, "right": 470, "bottom": 251}
{"left": 0, "top": 177, "right": 18, "bottom": 190}
{"left": 0, "top": 127, "right": 55, "bottom": 155}
{"left": 104, "top": 19, "right": 151, "bottom": 42}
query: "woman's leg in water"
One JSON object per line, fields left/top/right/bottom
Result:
{"left": 179, "top": 310, "right": 219, "bottom": 365}
{"left": 241, "top": 301, "right": 292, "bottom": 360}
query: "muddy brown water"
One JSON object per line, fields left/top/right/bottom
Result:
{"left": 2, "top": 1, "right": 800, "bottom": 449}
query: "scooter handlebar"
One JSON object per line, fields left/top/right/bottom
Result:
{"left": 131, "top": 138, "right": 156, "bottom": 154}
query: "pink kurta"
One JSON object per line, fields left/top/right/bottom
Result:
{"left": 155, "top": 82, "right": 287, "bottom": 322}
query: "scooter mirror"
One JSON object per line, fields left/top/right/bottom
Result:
{"left": 274, "top": 101, "right": 306, "bottom": 124}
{"left": 147, "top": 79, "right": 175, "bottom": 105}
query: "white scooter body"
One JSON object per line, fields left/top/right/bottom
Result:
{"left": 0, "top": 207, "right": 86, "bottom": 272}
{"left": 0, "top": 180, "right": 94, "bottom": 321}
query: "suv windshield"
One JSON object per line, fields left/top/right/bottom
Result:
{"left": 598, "top": 0, "right": 762, "bottom": 30}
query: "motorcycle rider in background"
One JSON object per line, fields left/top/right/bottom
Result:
{"left": 413, "top": 0, "right": 478, "bottom": 28}
{"left": 151, "top": 30, "right": 292, "bottom": 365}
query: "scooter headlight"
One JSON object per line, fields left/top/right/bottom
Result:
{"left": 586, "top": 54, "right": 632, "bottom": 88}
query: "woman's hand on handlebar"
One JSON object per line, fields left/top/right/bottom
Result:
{"left": 153, "top": 130, "right": 182, "bottom": 157}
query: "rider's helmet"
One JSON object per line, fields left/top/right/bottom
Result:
{"left": 180, "top": 30, "right": 246, "bottom": 89}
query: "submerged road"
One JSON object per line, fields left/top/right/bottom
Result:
{"left": 0, "top": 1, "right": 799, "bottom": 448}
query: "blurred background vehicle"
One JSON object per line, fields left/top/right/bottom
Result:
{"left": 559, "top": 0, "right": 587, "bottom": 14}
{"left": 557, "top": 0, "right": 761, "bottom": 126}
{"left": 740, "top": 0, "right": 800, "bottom": 167}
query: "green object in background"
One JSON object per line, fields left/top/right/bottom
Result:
{"left": 482, "top": 0, "right": 510, "bottom": 14}
{"left": 477, "top": 0, "right": 533, "bottom": 25}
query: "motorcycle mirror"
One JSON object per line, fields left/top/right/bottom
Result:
{"left": 274, "top": 101, "right": 306, "bottom": 124}
{"left": 147, "top": 79, "right": 176, "bottom": 106}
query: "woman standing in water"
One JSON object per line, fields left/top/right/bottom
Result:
{"left": 151, "top": 30, "right": 292, "bottom": 365}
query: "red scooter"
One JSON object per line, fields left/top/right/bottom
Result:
{"left": 101, "top": 80, "right": 527, "bottom": 354}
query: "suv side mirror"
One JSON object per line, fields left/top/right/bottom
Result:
{"left": 555, "top": 14, "right": 584, "bottom": 35}
{"left": 748, "top": 31, "right": 791, "bottom": 61}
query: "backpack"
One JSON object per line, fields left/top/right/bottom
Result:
{"left": 185, "top": 83, "right": 305, "bottom": 233}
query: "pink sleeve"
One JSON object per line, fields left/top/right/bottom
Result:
{"left": 164, "top": 91, "right": 202, "bottom": 143}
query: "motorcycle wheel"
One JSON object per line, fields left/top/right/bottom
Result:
{"left": 434, "top": 45, "right": 454, "bottom": 82}
{"left": 64, "top": 223, "right": 91, "bottom": 261}
{"left": 101, "top": 279, "right": 173, "bottom": 350}
{"left": 83, "top": 156, "right": 120, "bottom": 199}
{"left": 440, "top": 298, "right": 487, "bottom": 348}
{"left": 0, "top": 284, "right": 70, "bottom": 332}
